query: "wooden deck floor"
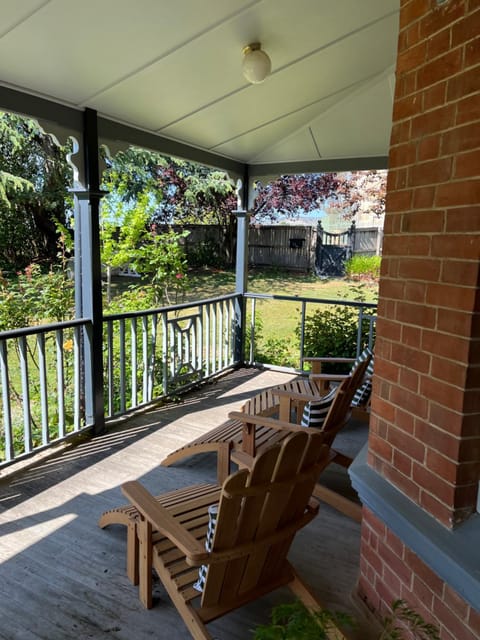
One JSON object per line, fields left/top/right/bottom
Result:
{"left": 0, "top": 367, "right": 378, "bottom": 640}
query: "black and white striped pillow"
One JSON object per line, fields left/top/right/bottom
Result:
{"left": 351, "top": 347, "right": 374, "bottom": 407}
{"left": 193, "top": 503, "right": 218, "bottom": 593}
{"left": 300, "top": 387, "right": 336, "bottom": 429}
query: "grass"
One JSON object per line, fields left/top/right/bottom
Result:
{"left": 108, "top": 267, "right": 379, "bottom": 365}
{"left": 185, "top": 267, "right": 378, "bottom": 362}
{"left": 186, "top": 266, "right": 378, "bottom": 302}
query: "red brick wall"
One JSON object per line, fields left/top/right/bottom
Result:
{"left": 359, "top": 509, "right": 480, "bottom": 640}
{"left": 369, "top": 0, "right": 480, "bottom": 528}
{"left": 359, "top": 0, "right": 480, "bottom": 636}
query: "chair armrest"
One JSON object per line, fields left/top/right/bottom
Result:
{"left": 273, "top": 387, "right": 319, "bottom": 402}
{"left": 303, "top": 357, "right": 355, "bottom": 364}
{"left": 121, "top": 481, "right": 208, "bottom": 564}
{"left": 228, "top": 411, "right": 306, "bottom": 433}
{"left": 309, "top": 373, "right": 349, "bottom": 383}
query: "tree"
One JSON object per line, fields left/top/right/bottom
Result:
{"left": 0, "top": 113, "right": 73, "bottom": 273}
{"left": 335, "top": 170, "right": 387, "bottom": 220}
{"left": 252, "top": 173, "right": 340, "bottom": 222}
{"left": 101, "top": 191, "right": 189, "bottom": 306}
{"left": 252, "top": 171, "right": 387, "bottom": 224}
{"left": 102, "top": 148, "right": 238, "bottom": 267}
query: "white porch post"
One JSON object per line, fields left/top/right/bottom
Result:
{"left": 73, "top": 108, "right": 105, "bottom": 434}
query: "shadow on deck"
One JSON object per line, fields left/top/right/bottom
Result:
{"left": 0, "top": 367, "right": 377, "bottom": 640}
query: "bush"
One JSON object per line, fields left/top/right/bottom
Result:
{"left": 245, "top": 311, "right": 297, "bottom": 367}
{"left": 345, "top": 255, "right": 381, "bottom": 280}
{"left": 252, "top": 599, "right": 440, "bottom": 640}
{"left": 299, "top": 305, "right": 362, "bottom": 373}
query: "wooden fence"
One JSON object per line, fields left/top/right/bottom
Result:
{"left": 116, "top": 223, "right": 383, "bottom": 274}
{"left": 181, "top": 224, "right": 382, "bottom": 271}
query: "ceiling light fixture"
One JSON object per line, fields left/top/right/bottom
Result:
{"left": 242, "top": 43, "right": 271, "bottom": 84}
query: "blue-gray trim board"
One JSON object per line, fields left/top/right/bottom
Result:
{"left": 349, "top": 445, "right": 480, "bottom": 611}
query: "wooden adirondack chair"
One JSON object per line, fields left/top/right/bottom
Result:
{"left": 228, "top": 354, "right": 371, "bottom": 522}
{"left": 160, "top": 354, "right": 372, "bottom": 488}
{"left": 109, "top": 431, "right": 343, "bottom": 640}
{"left": 302, "top": 345, "right": 374, "bottom": 422}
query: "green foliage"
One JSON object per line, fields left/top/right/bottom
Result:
{"left": 187, "top": 238, "right": 226, "bottom": 269}
{"left": 132, "top": 228, "right": 190, "bottom": 306}
{"left": 300, "top": 305, "right": 362, "bottom": 373}
{"left": 104, "top": 286, "right": 157, "bottom": 314}
{"left": 380, "top": 600, "right": 440, "bottom": 640}
{"left": 252, "top": 600, "right": 440, "bottom": 640}
{"left": 0, "top": 112, "right": 73, "bottom": 272}
{"left": 0, "top": 263, "right": 74, "bottom": 331}
{"left": 252, "top": 600, "right": 352, "bottom": 639}
{"left": 345, "top": 255, "right": 381, "bottom": 280}
{"left": 100, "top": 192, "right": 190, "bottom": 306}
{"left": 244, "top": 310, "right": 298, "bottom": 367}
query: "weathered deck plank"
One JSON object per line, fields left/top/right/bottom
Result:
{"left": 0, "top": 368, "right": 377, "bottom": 639}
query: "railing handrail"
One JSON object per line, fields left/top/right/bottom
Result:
{"left": 0, "top": 318, "right": 89, "bottom": 340}
{"left": 244, "top": 292, "right": 377, "bottom": 309}
{"left": 0, "top": 291, "right": 377, "bottom": 468}
{"left": 103, "top": 292, "right": 241, "bottom": 322}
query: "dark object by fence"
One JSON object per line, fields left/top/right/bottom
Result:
{"left": 315, "top": 222, "right": 355, "bottom": 277}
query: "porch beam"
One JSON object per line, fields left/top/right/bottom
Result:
{"left": 98, "top": 117, "right": 246, "bottom": 178}
{"left": 249, "top": 156, "right": 389, "bottom": 180}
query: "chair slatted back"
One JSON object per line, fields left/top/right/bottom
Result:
{"left": 201, "top": 431, "right": 329, "bottom": 608}
{"left": 318, "top": 354, "right": 371, "bottom": 446}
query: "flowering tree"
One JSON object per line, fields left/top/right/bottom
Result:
{"left": 252, "top": 174, "right": 340, "bottom": 222}
{"left": 252, "top": 170, "right": 387, "bottom": 223}
{"left": 335, "top": 170, "right": 387, "bottom": 221}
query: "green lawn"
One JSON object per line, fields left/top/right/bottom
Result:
{"left": 185, "top": 268, "right": 378, "bottom": 361}
{"left": 187, "top": 267, "right": 378, "bottom": 302}
{"left": 108, "top": 267, "right": 378, "bottom": 366}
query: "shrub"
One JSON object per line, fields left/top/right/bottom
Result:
{"left": 252, "top": 599, "right": 440, "bottom": 640}
{"left": 244, "top": 311, "right": 297, "bottom": 367}
{"left": 299, "top": 305, "right": 362, "bottom": 373}
{"left": 345, "top": 255, "right": 381, "bottom": 280}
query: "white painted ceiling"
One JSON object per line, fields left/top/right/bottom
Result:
{"left": 0, "top": 0, "right": 399, "bottom": 168}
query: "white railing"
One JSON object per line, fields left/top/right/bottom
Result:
{"left": 0, "top": 292, "right": 375, "bottom": 468}
{"left": 0, "top": 319, "right": 89, "bottom": 465}
{"left": 103, "top": 294, "right": 241, "bottom": 419}
{"left": 245, "top": 292, "right": 376, "bottom": 371}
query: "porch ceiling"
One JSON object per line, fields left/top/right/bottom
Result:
{"left": 0, "top": 0, "right": 399, "bottom": 173}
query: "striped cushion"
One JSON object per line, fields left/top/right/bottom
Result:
{"left": 351, "top": 347, "right": 374, "bottom": 407}
{"left": 301, "top": 387, "right": 336, "bottom": 429}
{"left": 193, "top": 503, "right": 218, "bottom": 592}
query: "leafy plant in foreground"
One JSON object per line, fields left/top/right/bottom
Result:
{"left": 252, "top": 599, "right": 440, "bottom": 640}
{"left": 252, "top": 600, "right": 352, "bottom": 639}
{"left": 379, "top": 600, "right": 440, "bottom": 640}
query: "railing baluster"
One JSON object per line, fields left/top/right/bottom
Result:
{"left": 106, "top": 321, "right": 114, "bottom": 416}
{"left": 212, "top": 303, "right": 217, "bottom": 373}
{"left": 18, "top": 335, "right": 32, "bottom": 454}
{"left": 0, "top": 340, "right": 13, "bottom": 461}
{"left": 56, "top": 329, "right": 65, "bottom": 439}
{"left": 249, "top": 297, "right": 256, "bottom": 365}
{"left": 299, "top": 300, "right": 307, "bottom": 368}
{"left": 142, "top": 316, "right": 148, "bottom": 404}
{"left": 131, "top": 317, "right": 137, "bottom": 408}
{"left": 148, "top": 314, "right": 158, "bottom": 402}
{"left": 162, "top": 311, "right": 168, "bottom": 396}
{"left": 205, "top": 303, "right": 211, "bottom": 377}
{"left": 119, "top": 319, "right": 126, "bottom": 413}
{"left": 73, "top": 325, "right": 81, "bottom": 431}
{"left": 37, "top": 333, "right": 49, "bottom": 445}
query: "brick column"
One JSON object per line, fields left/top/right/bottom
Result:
{"left": 355, "top": 1, "right": 480, "bottom": 637}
